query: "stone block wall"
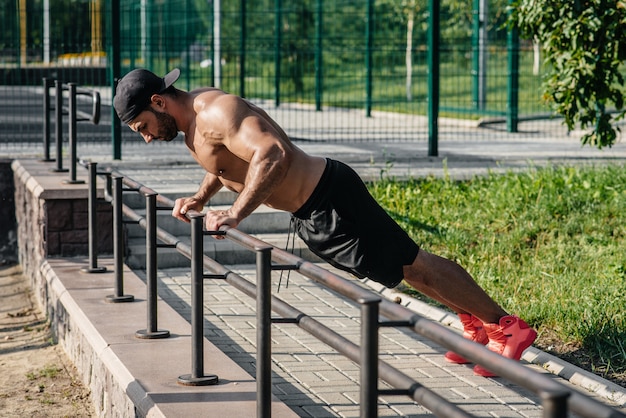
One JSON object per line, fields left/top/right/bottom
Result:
{"left": 43, "top": 263, "right": 138, "bottom": 418}
{"left": 46, "top": 199, "right": 113, "bottom": 256}
{"left": 11, "top": 159, "right": 113, "bottom": 308}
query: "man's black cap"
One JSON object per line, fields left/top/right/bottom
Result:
{"left": 113, "top": 68, "right": 180, "bottom": 124}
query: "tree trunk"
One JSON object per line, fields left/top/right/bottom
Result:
{"left": 406, "top": 9, "right": 415, "bottom": 102}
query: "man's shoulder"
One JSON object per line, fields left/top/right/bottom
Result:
{"left": 193, "top": 89, "right": 243, "bottom": 109}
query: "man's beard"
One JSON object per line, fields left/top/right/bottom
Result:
{"left": 150, "top": 108, "right": 179, "bottom": 142}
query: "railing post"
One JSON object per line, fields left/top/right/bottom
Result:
{"left": 427, "top": 0, "right": 440, "bottom": 156}
{"left": 256, "top": 245, "right": 273, "bottom": 418}
{"left": 136, "top": 192, "right": 170, "bottom": 339}
{"left": 103, "top": 170, "right": 112, "bottom": 202}
{"left": 41, "top": 77, "right": 53, "bottom": 162}
{"left": 64, "top": 83, "right": 84, "bottom": 185}
{"left": 507, "top": 0, "right": 520, "bottom": 133}
{"left": 314, "top": 0, "right": 323, "bottom": 111}
{"left": 360, "top": 296, "right": 381, "bottom": 418}
{"left": 365, "top": 0, "right": 373, "bottom": 117}
{"left": 105, "top": 175, "right": 134, "bottom": 303}
{"left": 51, "top": 80, "right": 67, "bottom": 173}
{"left": 81, "top": 162, "right": 107, "bottom": 273}
{"left": 540, "top": 389, "right": 570, "bottom": 418}
{"left": 178, "top": 213, "right": 219, "bottom": 386}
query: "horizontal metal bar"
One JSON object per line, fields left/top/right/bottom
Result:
{"left": 379, "top": 320, "right": 413, "bottom": 328}
{"left": 271, "top": 264, "right": 299, "bottom": 271}
{"left": 118, "top": 175, "right": 159, "bottom": 197}
{"left": 203, "top": 274, "right": 227, "bottom": 279}
{"left": 270, "top": 317, "right": 299, "bottom": 324}
{"left": 75, "top": 88, "right": 97, "bottom": 96}
{"left": 378, "top": 389, "right": 411, "bottom": 396}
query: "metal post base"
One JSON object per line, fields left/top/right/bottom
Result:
{"left": 62, "top": 179, "right": 85, "bottom": 185}
{"left": 177, "top": 374, "right": 219, "bottom": 386}
{"left": 80, "top": 266, "right": 108, "bottom": 274}
{"left": 105, "top": 294, "right": 134, "bottom": 303}
{"left": 135, "top": 329, "right": 170, "bottom": 339}
{"left": 50, "top": 168, "right": 69, "bottom": 173}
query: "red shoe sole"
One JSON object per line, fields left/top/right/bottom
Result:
{"left": 474, "top": 329, "right": 537, "bottom": 377}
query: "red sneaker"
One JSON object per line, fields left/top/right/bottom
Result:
{"left": 445, "top": 313, "right": 488, "bottom": 364}
{"left": 474, "top": 315, "right": 537, "bottom": 377}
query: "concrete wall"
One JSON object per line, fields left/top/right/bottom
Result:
{"left": 42, "top": 261, "right": 139, "bottom": 417}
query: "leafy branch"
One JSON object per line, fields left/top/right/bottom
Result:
{"left": 510, "top": 0, "right": 626, "bottom": 148}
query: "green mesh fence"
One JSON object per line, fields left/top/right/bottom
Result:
{"left": 1, "top": 0, "right": 567, "bottom": 149}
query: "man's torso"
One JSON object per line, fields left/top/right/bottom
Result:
{"left": 182, "top": 89, "right": 326, "bottom": 213}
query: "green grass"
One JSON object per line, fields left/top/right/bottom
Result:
{"left": 26, "top": 365, "right": 62, "bottom": 381}
{"left": 368, "top": 164, "right": 626, "bottom": 383}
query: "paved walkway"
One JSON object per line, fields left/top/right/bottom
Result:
{"left": 151, "top": 261, "right": 626, "bottom": 417}
{"left": 95, "top": 135, "right": 626, "bottom": 416}
{"left": 4, "top": 135, "right": 626, "bottom": 417}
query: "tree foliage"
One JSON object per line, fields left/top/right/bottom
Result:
{"left": 510, "top": 0, "right": 626, "bottom": 148}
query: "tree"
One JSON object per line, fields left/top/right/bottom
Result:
{"left": 510, "top": 0, "right": 626, "bottom": 148}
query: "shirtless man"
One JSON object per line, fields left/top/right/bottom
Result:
{"left": 114, "top": 68, "right": 537, "bottom": 377}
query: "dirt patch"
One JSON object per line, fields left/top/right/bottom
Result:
{"left": 0, "top": 264, "right": 94, "bottom": 418}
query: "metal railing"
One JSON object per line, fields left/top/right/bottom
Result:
{"left": 42, "top": 77, "right": 100, "bottom": 182}
{"left": 78, "top": 163, "right": 625, "bottom": 418}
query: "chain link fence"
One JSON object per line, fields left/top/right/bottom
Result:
{"left": 1, "top": 0, "right": 568, "bottom": 152}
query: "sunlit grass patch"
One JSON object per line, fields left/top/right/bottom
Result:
{"left": 369, "top": 164, "right": 626, "bottom": 383}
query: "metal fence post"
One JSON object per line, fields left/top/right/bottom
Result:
{"left": 427, "top": 0, "right": 440, "bottom": 157}
{"left": 64, "top": 83, "right": 84, "bottom": 185}
{"left": 51, "top": 80, "right": 67, "bottom": 173}
{"left": 178, "top": 214, "right": 219, "bottom": 386}
{"left": 81, "top": 162, "right": 107, "bottom": 273}
{"left": 105, "top": 175, "right": 134, "bottom": 303}
{"left": 365, "top": 0, "right": 374, "bottom": 117}
{"left": 239, "top": 0, "right": 247, "bottom": 98}
{"left": 507, "top": 0, "right": 520, "bottom": 133}
{"left": 111, "top": 0, "right": 122, "bottom": 160}
{"left": 540, "top": 389, "right": 570, "bottom": 418}
{"left": 104, "top": 170, "right": 113, "bottom": 201}
{"left": 256, "top": 245, "right": 273, "bottom": 418}
{"left": 274, "top": 0, "right": 282, "bottom": 107}
{"left": 360, "top": 296, "right": 380, "bottom": 418}
{"left": 136, "top": 192, "right": 170, "bottom": 339}
{"left": 315, "top": 0, "right": 323, "bottom": 111}
{"left": 42, "top": 77, "right": 53, "bottom": 162}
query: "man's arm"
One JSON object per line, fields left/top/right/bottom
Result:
{"left": 202, "top": 95, "right": 292, "bottom": 231}
{"left": 172, "top": 172, "right": 223, "bottom": 223}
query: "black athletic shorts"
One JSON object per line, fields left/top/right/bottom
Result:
{"left": 292, "top": 158, "right": 419, "bottom": 288}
